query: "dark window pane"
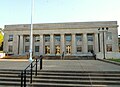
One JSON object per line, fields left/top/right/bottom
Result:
{"left": 35, "top": 46, "right": 39, "bottom": 52}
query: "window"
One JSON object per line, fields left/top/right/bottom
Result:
{"left": 119, "top": 47, "right": 120, "bottom": 52}
{"left": 77, "top": 46, "right": 82, "bottom": 52}
{"left": 76, "top": 34, "right": 82, "bottom": 41}
{"left": 55, "top": 45, "right": 60, "bottom": 54}
{"left": 45, "top": 35, "right": 50, "bottom": 42}
{"left": 45, "top": 46, "right": 50, "bottom": 54}
{"left": 119, "top": 38, "right": 120, "bottom": 44}
{"left": 25, "top": 36, "right": 30, "bottom": 42}
{"left": 88, "top": 45, "right": 93, "bottom": 52}
{"left": 34, "top": 36, "right": 40, "bottom": 42}
{"left": 106, "top": 44, "right": 112, "bottom": 52}
{"left": 25, "top": 46, "right": 29, "bottom": 52}
{"left": 8, "top": 35, "right": 13, "bottom": 41}
{"left": 87, "top": 34, "right": 93, "bottom": 41}
{"left": 65, "top": 35, "right": 71, "bottom": 42}
{"left": 8, "top": 45, "right": 13, "bottom": 52}
{"left": 55, "top": 35, "right": 60, "bottom": 42}
{"left": 35, "top": 46, "right": 39, "bottom": 52}
{"left": 66, "top": 45, "right": 71, "bottom": 54}
{"left": 106, "top": 32, "right": 112, "bottom": 40}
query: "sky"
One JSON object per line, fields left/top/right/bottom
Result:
{"left": 0, "top": 0, "right": 120, "bottom": 35}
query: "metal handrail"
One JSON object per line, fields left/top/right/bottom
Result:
{"left": 20, "top": 57, "right": 43, "bottom": 87}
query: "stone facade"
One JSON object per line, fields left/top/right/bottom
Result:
{"left": 3, "top": 21, "right": 119, "bottom": 59}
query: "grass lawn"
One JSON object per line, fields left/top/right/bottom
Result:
{"left": 108, "top": 59, "right": 120, "bottom": 63}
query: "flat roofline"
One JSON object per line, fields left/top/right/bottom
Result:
{"left": 4, "top": 21, "right": 117, "bottom": 26}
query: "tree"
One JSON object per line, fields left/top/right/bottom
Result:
{"left": 0, "top": 28, "right": 4, "bottom": 51}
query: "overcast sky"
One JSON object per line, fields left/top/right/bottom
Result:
{"left": 0, "top": 0, "right": 120, "bottom": 35}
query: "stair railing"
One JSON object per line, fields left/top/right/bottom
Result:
{"left": 20, "top": 56, "right": 43, "bottom": 87}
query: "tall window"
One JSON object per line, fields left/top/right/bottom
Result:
{"left": 106, "top": 44, "right": 112, "bottom": 52}
{"left": 87, "top": 34, "right": 93, "bottom": 41}
{"left": 25, "top": 46, "right": 29, "bottom": 52}
{"left": 45, "top": 35, "right": 50, "bottom": 42}
{"left": 55, "top": 45, "right": 60, "bottom": 54}
{"left": 88, "top": 45, "right": 93, "bottom": 52}
{"left": 35, "top": 46, "right": 39, "bottom": 52}
{"left": 45, "top": 46, "right": 50, "bottom": 54}
{"left": 106, "top": 32, "right": 112, "bottom": 40}
{"left": 8, "top": 35, "right": 13, "bottom": 41}
{"left": 8, "top": 45, "right": 13, "bottom": 52}
{"left": 34, "top": 35, "right": 40, "bottom": 42}
{"left": 25, "top": 36, "right": 30, "bottom": 42}
{"left": 76, "top": 34, "right": 82, "bottom": 45}
{"left": 66, "top": 45, "right": 71, "bottom": 54}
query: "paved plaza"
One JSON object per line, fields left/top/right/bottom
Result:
{"left": 0, "top": 59, "right": 120, "bottom": 87}
{"left": 0, "top": 59, "right": 120, "bottom": 71}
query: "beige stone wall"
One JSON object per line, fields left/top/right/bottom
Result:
{"left": 3, "top": 21, "right": 119, "bottom": 58}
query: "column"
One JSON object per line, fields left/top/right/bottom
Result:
{"left": 83, "top": 33, "right": 87, "bottom": 53}
{"left": 61, "top": 34, "right": 65, "bottom": 53}
{"left": 72, "top": 33, "right": 76, "bottom": 55}
{"left": 94, "top": 33, "right": 99, "bottom": 53}
{"left": 3, "top": 34, "right": 8, "bottom": 53}
{"left": 40, "top": 34, "right": 44, "bottom": 55}
{"left": 13, "top": 34, "right": 19, "bottom": 55}
{"left": 50, "top": 34, "right": 54, "bottom": 55}
{"left": 100, "top": 32, "right": 103, "bottom": 53}
{"left": 19, "top": 35, "right": 24, "bottom": 55}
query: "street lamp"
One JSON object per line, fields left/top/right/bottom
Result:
{"left": 29, "top": 0, "right": 34, "bottom": 62}
{"left": 98, "top": 27, "right": 108, "bottom": 59}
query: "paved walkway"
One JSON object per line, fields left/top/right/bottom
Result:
{"left": 0, "top": 59, "right": 120, "bottom": 71}
{"left": 42, "top": 60, "right": 120, "bottom": 71}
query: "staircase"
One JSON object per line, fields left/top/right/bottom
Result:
{"left": 0, "top": 69, "right": 22, "bottom": 86}
{"left": 30, "top": 70, "right": 120, "bottom": 87}
{"left": 0, "top": 69, "right": 120, "bottom": 87}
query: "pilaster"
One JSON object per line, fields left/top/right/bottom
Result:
{"left": 83, "top": 33, "right": 87, "bottom": 53}
{"left": 72, "top": 33, "right": 76, "bottom": 55}
{"left": 40, "top": 34, "right": 44, "bottom": 55}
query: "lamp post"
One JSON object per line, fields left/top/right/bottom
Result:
{"left": 98, "top": 27, "right": 108, "bottom": 59}
{"left": 29, "top": 0, "right": 34, "bottom": 62}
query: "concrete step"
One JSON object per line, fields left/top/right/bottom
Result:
{"left": 35, "top": 75, "right": 120, "bottom": 80}
{"left": 32, "top": 78, "right": 120, "bottom": 84}
{"left": 37, "top": 72, "right": 120, "bottom": 77}
{"left": 31, "top": 70, "right": 120, "bottom": 86}
{"left": 30, "top": 82, "right": 108, "bottom": 87}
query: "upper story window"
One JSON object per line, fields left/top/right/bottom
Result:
{"left": 25, "top": 36, "right": 30, "bottom": 42}
{"left": 65, "top": 35, "right": 71, "bottom": 42}
{"left": 55, "top": 35, "right": 60, "bottom": 42}
{"left": 76, "top": 34, "right": 82, "bottom": 41}
{"left": 106, "top": 32, "right": 112, "bottom": 40}
{"left": 87, "top": 34, "right": 93, "bottom": 41}
{"left": 45, "top": 35, "right": 50, "bottom": 42}
{"left": 34, "top": 35, "right": 40, "bottom": 42}
{"left": 8, "top": 35, "right": 13, "bottom": 42}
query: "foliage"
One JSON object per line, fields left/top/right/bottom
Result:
{"left": 0, "top": 31, "right": 3, "bottom": 47}
{"left": 108, "top": 59, "right": 120, "bottom": 63}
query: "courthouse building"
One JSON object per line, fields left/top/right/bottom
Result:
{"left": 3, "top": 21, "right": 120, "bottom": 59}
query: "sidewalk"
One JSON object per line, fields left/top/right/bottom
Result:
{"left": 42, "top": 60, "right": 120, "bottom": 71}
